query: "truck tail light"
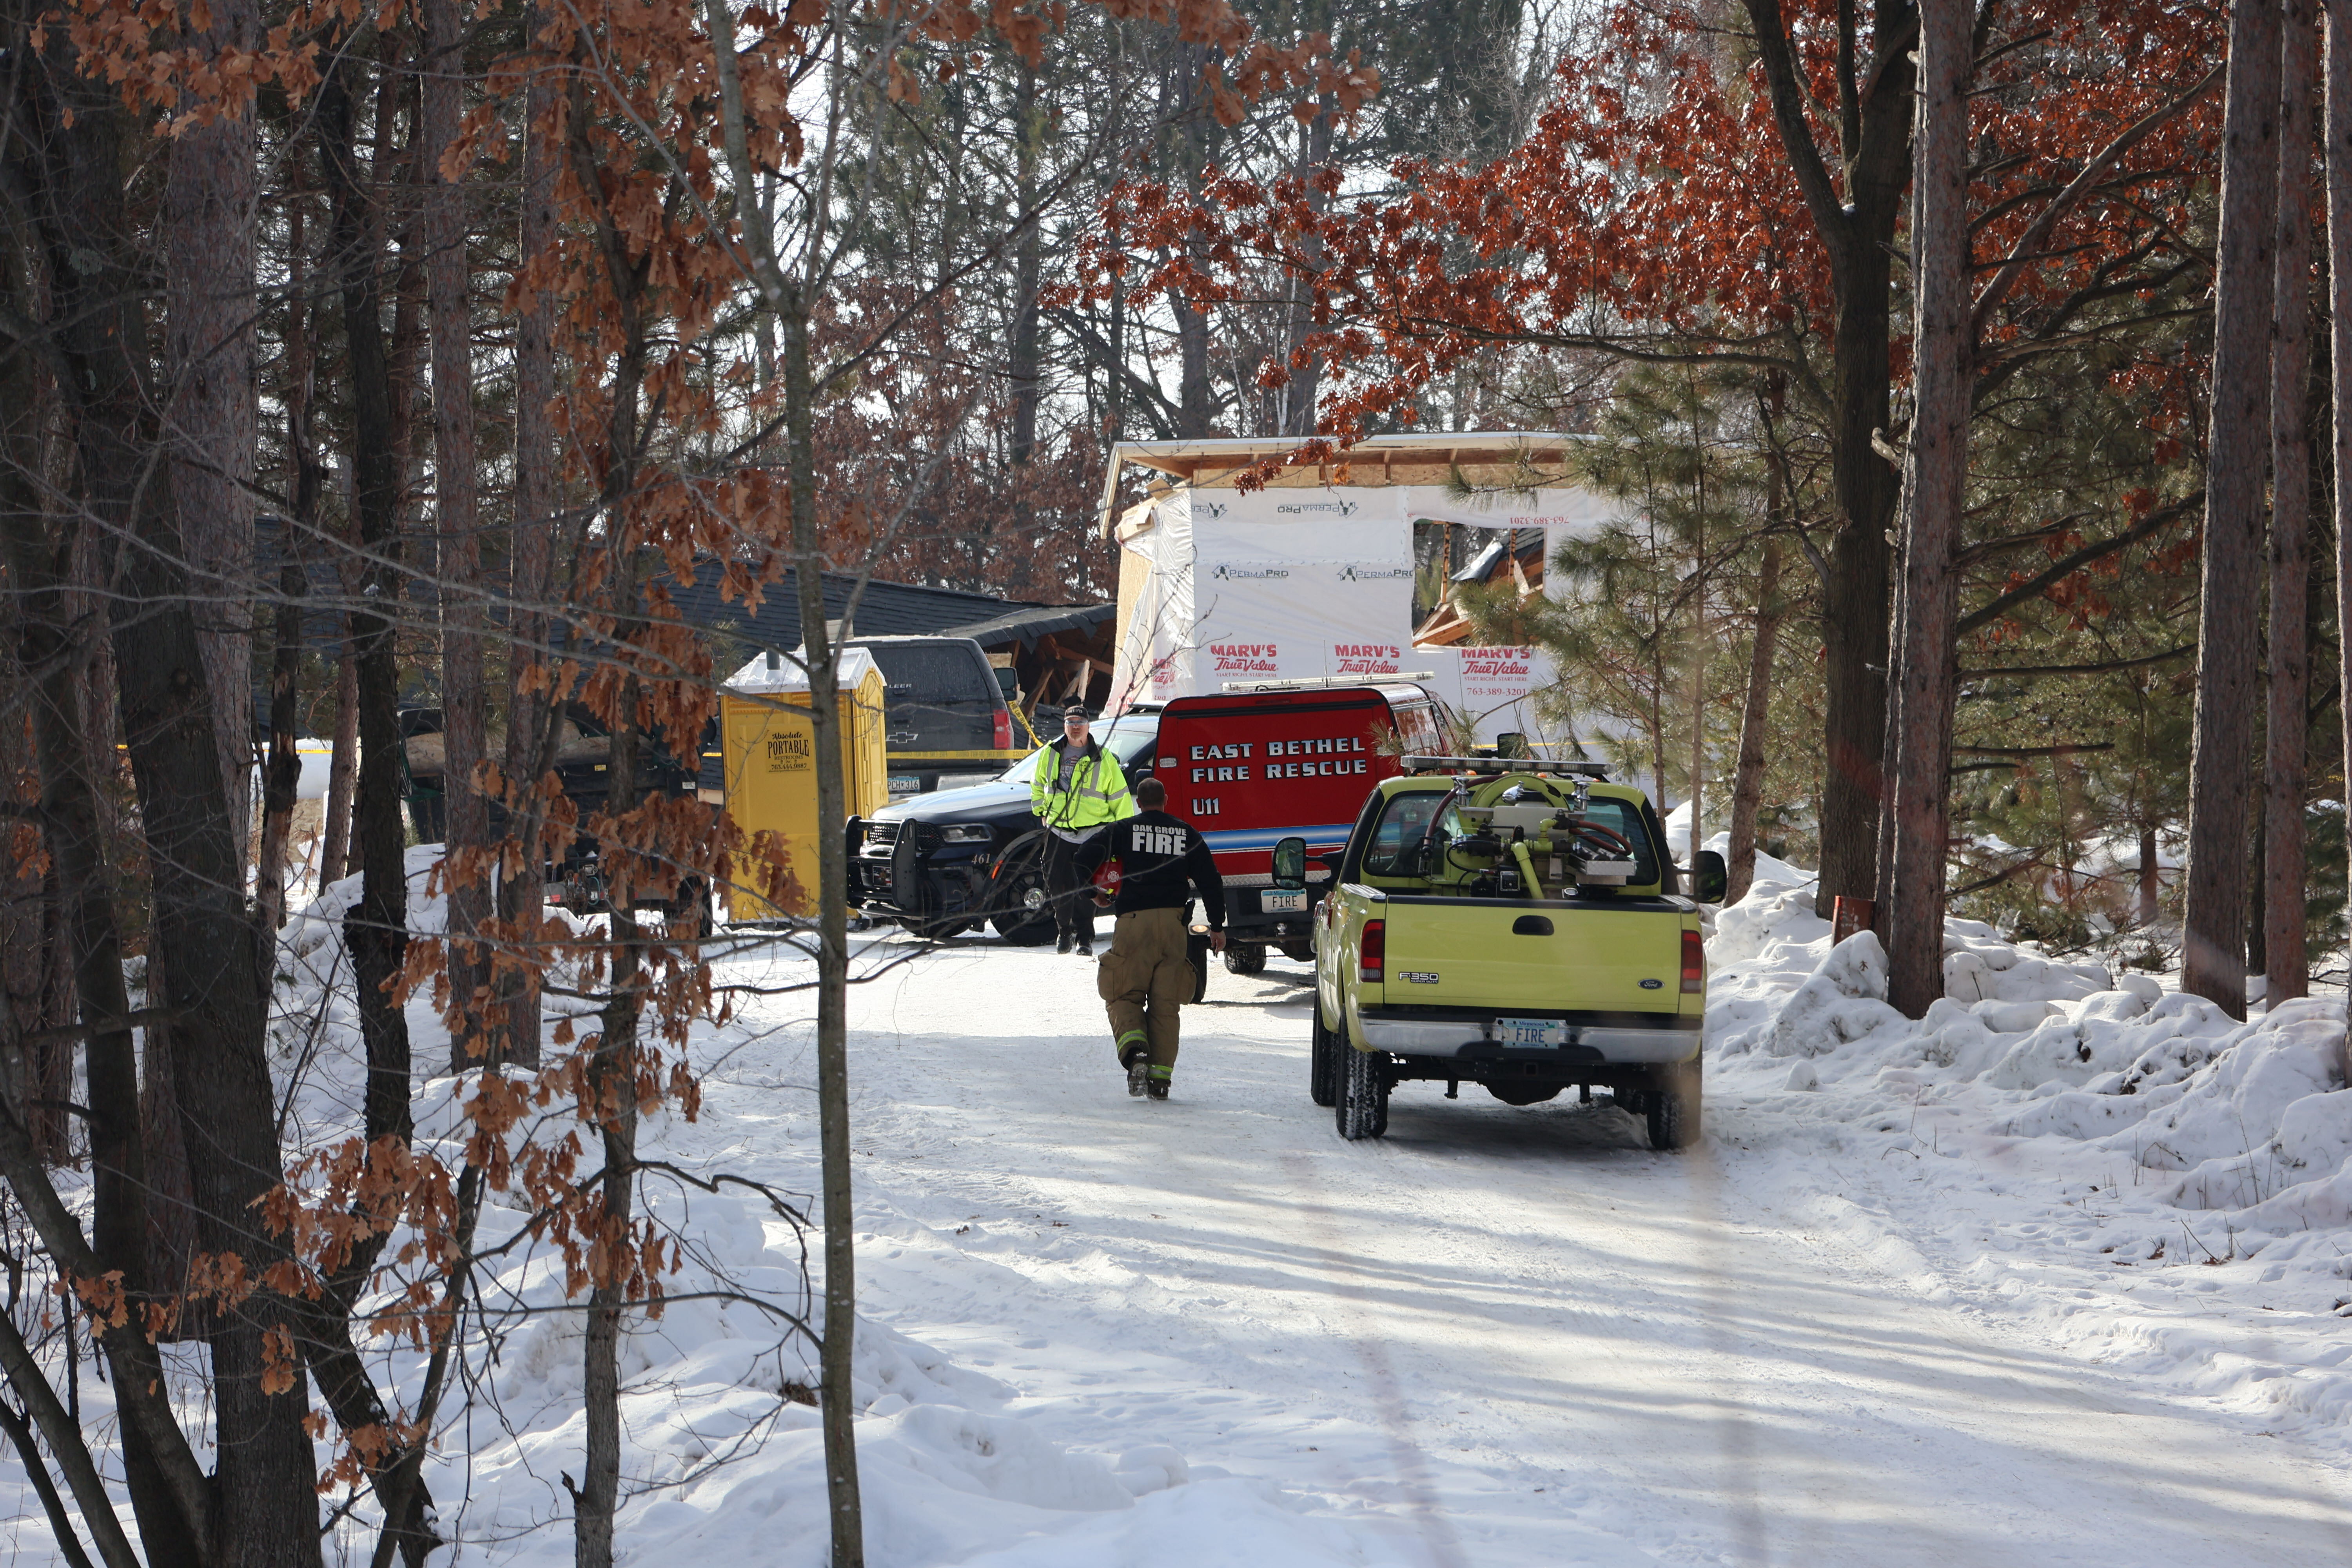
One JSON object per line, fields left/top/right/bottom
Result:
{"left": 1681, "top": 928, "right": 1705, "bottom": 993}
{"left": 993, "top": 707, "right": 1012, "bottom": 751}
{"left": 1359, "top": 919, "right": 1385, "bottom": 984}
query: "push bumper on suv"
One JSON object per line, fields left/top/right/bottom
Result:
{"left": 1353, "top": 1006, "right": 1701, "bottom": 1064}
{"left": 853, "top": 818, "right": 997, "bottom": 924}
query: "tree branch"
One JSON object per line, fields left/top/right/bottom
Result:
{"left": 1955, "top": 497, "right": 2196, "bottom": 635}
{"left": 1959, "top": 643, "right": 2194, "bottom": 679}
{"left": 1740, "top": 0, "right": 1852, "bottom": 243}
{"left": 1972, "top": 62, "right": 2223, "bottom": 334}
{"left": 1952, "top": 514, "right": 2082, "bottom": 566}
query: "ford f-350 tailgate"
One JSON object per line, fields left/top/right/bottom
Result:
{"left": 1375, "top": 895, "right": 1697, "bottom": 1016}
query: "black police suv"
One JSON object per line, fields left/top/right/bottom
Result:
{"left": 850, "top": 709, "right": 1160, "bottom": 941}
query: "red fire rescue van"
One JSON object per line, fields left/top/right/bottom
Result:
{"left": 1148, "top": 680, "right": 1451, "bottom": 973}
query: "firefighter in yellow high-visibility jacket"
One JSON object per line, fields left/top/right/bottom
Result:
{"left": 1027, "top": 705, "right": 1135, "bottom": 956}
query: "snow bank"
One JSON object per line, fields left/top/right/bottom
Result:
{"left": 1661, "top": 818, "right": 1811, "bottom": 890}
{"left": 1704, "top": 873, "right": 2352, "bottom": 1445}
{"left": 1711, "top": 880, "right": 2347, "bottom": 1208}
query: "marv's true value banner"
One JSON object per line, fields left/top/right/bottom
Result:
{"left": 1187, "top": 488, "right": 1414, "bottom": 685}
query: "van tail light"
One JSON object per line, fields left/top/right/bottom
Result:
{"left": 1681, "top": 928, "right": 1705, "bottom": 993}
{"left": 1359, "top": 920, "right": 1385, "bottom": 984}
{"left": 993, "top": 707, "right": 1012, "bottom": 751}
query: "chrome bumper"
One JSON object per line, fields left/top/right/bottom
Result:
{"left": 1353, "top": 1013, "right": 1701, "bottom": 1064}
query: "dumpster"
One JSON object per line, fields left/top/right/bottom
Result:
{"left": 720, "top": 646, "right": 887, "bottom": 921}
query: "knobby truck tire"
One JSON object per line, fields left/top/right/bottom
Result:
{"left": 1336, "top": 1032, "right": 1390, "bottom": 1141}
{"left": 1223, "top": 943, "right": 1268, "bottom": 976}
{"left": 1646, "top": 1059, "right": 1702, "bottom": 1151}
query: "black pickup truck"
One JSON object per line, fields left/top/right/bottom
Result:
{"left": 402, "top": 702, "right": 713, "bottom": 929}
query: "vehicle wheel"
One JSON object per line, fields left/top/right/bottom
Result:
{"left": 1309, "top": 1004, "right": 1343, "bottom": 1107}
{"left": 1187, "top": 932, "right": 1211, "bottom": 1004}
{"left": 1278, "top": 942, "right": 1315, "bottom": 964}
{"left": 927, "top": 920, "right": 974, "bottom": 940}
{"left": 1223, "top": 942, "right": 1268, "bottom": 976}
{"left": 991, "top": 875, "right": 1055, "bottom": 944}
{"left": 1335, "top": 1031, "right": 1390, "bottom": 1141}
{"left": 1646, "top": 1060, "right": 1702, "bottom": 1151}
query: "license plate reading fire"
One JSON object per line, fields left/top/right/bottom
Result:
{"left": 1495, "top": 1016, "right": 1564, "bottom": 1048}
{"left": 1262, "top": 891, "right": 1308, "bottom": 913}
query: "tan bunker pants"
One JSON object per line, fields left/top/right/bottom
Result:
{"left": 1097, "top": 906, "right": 1191, "bottom": 1083}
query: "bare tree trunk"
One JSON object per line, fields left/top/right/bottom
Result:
{"left": 1885, "top": 0, "right": 1974, "bottom": 1019}
{"left": 0, "top": 100, "right": 207, "bottom": 1561}
{"left": 574, "top": 673, "right": 640, "bottom": 1568}
{"left": 497, "top": 12, "right": 560, "bottom": 1072}
{"left": 2248, "top": 793, "right": 2270, "bottom": 979}
{"left": 111, "top": 486, "right": 323, "bottom": 1568}
{"left": 2185, "top": 0, "right": 2286, "bottom": 1019}
{"left": 321, "top": 49, "right": 417, "bottom": 1161}
{"left": 784, "top": 287, "right": 866, "bottom": 1568}
{"left": 27, "top": 33, "right": 317, "bottom": 1553}
{"left": 263, "top": 199, "right": 325, "bottom": 931}
{"left": 1726, "top": 539, "right": 1784, "bottom": 904}
{"left": 319, "top": 644, "right": 360, "bottom": 885}
{"left": 164, "top": 0, "right": 261, "bottom": 871}
{"left": 1649, "top": 653, "right": 1667, "bottom": 819}
{"left": 1738, "top": 0, "right": 1911, "bottom": 921}
{"left": 697, "top": 19, "right": 862, "bottom": 1537}
{"left": 1280, "top": 107, "right": 1335, "bottom": 438}
{"left": 257, "top": 555, "right": 307, "bottom": 936}
{"left": 136, "top": 942, "right": 200, "bottom": 1317}
{"left": 2268, "top": 0, "right": 2320, "bottom": 1004}
{"left": 563, "top": 77, "right": 659, "bottom": 1557}
{"left": 153, "top": 21, "right": 265, "bottom": 1370}
{"left": 425, "top": 0, "right": 490, "bottom": 1066}
{"left": 2138, "top": 817, "right": 2164, "bottom": 924}
{"left": 0, "top": 497, "right": 70, "bottom": 1168}
{"left": 1175, "top": 274, "right": 1213, "bottom": 439}
{"left": 2329, "top": 0, "right": 2352, "bottom": 1066}
{"left": 1008, "top": 63, "right": 1043, "bottom": 468}
{"left": 1688, "top": 486, "right": 1706, "bottom": 861}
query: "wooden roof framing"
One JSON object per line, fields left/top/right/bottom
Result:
{"left": 1095, "top": 434, "right": 1582, "bottom": 536}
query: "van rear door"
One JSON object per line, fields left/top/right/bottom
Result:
{"left": 1154, "top": 689, "right": 1399, "bottom": 878}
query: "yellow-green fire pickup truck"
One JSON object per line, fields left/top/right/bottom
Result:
{"left": 1290, "top": 757, "right": 1725, "bottom": 1149}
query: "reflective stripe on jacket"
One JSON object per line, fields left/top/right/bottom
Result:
{"left": 1029, "top": 739, "right": 1134, "bottom": 831}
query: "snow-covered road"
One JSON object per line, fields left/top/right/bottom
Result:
{"left": 662, "top": 934, "right": 2352, "bottom": 1567}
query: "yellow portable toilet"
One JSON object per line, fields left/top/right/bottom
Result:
{"left": 719, "top": 645, "right": 887, "bottom": 921}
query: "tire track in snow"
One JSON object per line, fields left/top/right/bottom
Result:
{"left": 1277, "top": 1148, "right": 1473, "bottom": 1568}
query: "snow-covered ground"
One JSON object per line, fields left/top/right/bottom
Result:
{"left": 9, "top": 848, "right": 2352, "bottom": 1565}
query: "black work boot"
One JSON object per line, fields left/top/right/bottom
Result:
{"left": 1146, "top": 1066, "right": 1171, "bottom": 1101}
{"left": 1056, "top": 934, "right": 1073, "bottom": 955}
{"left": 1121, "top": 1044, "right": 1150, "bottom": 1098}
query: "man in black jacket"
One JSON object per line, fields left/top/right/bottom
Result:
{"left": 1073, "top": 776, "right": 1225, "bottom": 1099}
